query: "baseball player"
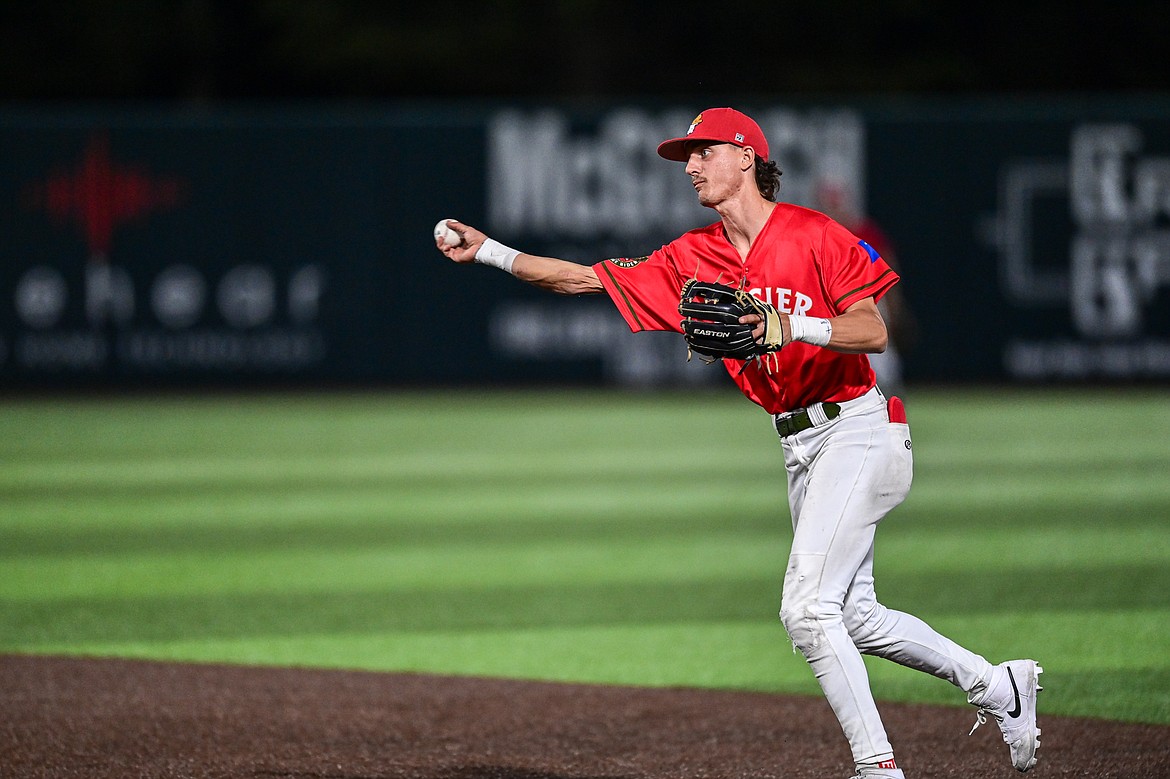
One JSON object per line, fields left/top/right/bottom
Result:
{"left": 435, "top": 107, "right": 1042, "bottom": 779}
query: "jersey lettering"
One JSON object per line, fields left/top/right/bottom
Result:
{"left": 750, "top": 286, "right": 812, "bottom": 315}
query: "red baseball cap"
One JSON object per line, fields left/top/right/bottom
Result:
{"left": 657, "top": 107, "right": 769, "bottom": 162}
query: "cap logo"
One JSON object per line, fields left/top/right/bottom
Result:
{"left": 686, "top": 114, "right": 703, "bottom": 136}
{"left": 735, "top": 133, "right": 744, "bottom": 143}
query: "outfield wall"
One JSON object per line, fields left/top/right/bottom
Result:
{"left": 3, "top": 100, "right": 1169, "bottom": 389}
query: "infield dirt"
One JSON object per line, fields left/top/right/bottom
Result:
{"left": 2, "top": 655, "right": 1168, "bottom": 778}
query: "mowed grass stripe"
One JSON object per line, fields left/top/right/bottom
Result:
{"left": 7, "top": 457, "right": 1166, "bottom": 510}
{"left": 0, "top": 475, "right": 786, "bottom": 539}
{"left": 0, "top": 501, "right": 782, "bottom": 559}
{"left": 2, "top": 485, "right": 1161, "bottom": 546}
{"left": 0, "top": 446, "right": 778, "bottom": 493}
{"left": 908, "top": 470, "right": 1170, "bottom": 505}
{"left": 0, "top": 390, "right": 761, "bottom": 458}
{"left": 0, "top": 530, "right": 789, "bottom": 601}
{"left": 4, "top": 519, "right": 1166, "bottom": 596}
{"left": 3, "top": 576, "right": 786, "bottom": 645}
{"left": 9, "top": 560, "right": 1166, "bottom": 644}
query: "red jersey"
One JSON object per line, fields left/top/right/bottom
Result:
{"left": 593, "top": 203, "right": 899, "bottom": 414}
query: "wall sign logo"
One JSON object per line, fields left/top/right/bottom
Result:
{"left": 29, "top": 134, "right": 185, "bottom": 261}
{"left": 10, "top": 132, "right": 325, "bottom": 374}
{"left": 988, "top": 123, "right": 1170, "bottom": 379}
{"left": 19, "top": 134, "right": 186, "bottom": 332}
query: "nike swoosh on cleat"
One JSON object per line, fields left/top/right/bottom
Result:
{"left": 1006, "top": 666, "right": 1023, "bottom": 718}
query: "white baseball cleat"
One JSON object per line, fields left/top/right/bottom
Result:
{"left": 968, "top": 659, "right": 1044, "bottom": 772}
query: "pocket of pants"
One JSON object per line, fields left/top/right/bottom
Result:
{"left": 887, "top": 395, "right": 907, "bottom": 424}
{"left": 885, "top": 396, "right": 914, "bottom": 500}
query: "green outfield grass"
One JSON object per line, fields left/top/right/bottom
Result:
{"left": 2, "top": 387, "right": 1168, "bottom": 724}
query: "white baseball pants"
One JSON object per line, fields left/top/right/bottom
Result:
{"left": 776, "top": 386, "right": 994, "bottom": 766}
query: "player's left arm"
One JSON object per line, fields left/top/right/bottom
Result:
{"left": 742, "top": 297, "right": 887, "bottom": 354}
{"left": 810, "top": 297, "right": 888, "bottom": 354}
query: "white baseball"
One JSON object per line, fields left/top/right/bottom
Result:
{"left": 433, "top": 218, "right": 462, "bottom": 248}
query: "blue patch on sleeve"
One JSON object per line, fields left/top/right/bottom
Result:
{"left": 858, "top": 239, "right": 881, "bottom": 263}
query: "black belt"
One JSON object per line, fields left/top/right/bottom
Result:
{"left": 774, "top": 402, "right": 841, "bottom": 438}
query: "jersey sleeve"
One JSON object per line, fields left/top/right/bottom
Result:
{"left": 592, "top": 248, "right": 687, "bottom": 333}
{"left": 821, "top": 220, "right": 900, "bottom": 313}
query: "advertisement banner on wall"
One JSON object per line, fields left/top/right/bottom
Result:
{"left": 989, "top": 121, "right": 1170, "bottom": 380}
{"left": 5, "top": 130, "right": 322, "bottom": 381}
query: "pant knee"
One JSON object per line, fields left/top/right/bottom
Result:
{"left": 780, "top": 596, "right": 835, "bottom": 655}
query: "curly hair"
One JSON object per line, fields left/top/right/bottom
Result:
{"left": 755, "top": 158, "right": 782, "bottom": 202}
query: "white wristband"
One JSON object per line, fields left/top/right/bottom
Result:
{"left": 788, "top": 315, "right": 832, "bottom": 347}
{"left": 475, "top": 238, "right": 520, "bottom": 274}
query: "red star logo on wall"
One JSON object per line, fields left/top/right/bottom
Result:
{"left": 27, "top": 134, "right": 186, "bottom": 261}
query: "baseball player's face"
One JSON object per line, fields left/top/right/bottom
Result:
{"left": 684, "top": 142, "right": 748, "bottom": 207}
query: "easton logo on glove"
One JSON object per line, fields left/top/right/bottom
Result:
{"left": 678, "top": 279, "right": 784, "bottom": 365}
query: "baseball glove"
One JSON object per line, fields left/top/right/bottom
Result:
{"left": 678, "top": 279, "right": 784, "bottom": 363}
